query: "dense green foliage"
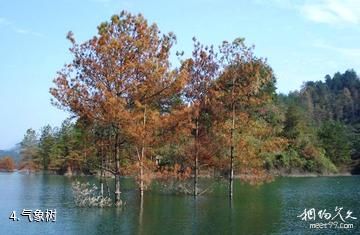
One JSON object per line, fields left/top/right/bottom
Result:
{"left": 303, "top": 70, "right": 360, "bottom": 124}
{"left": 19, "top": 120, "right": 97, "bottom": 174}
{"left": 275, "top": 70, "right": 360, "bottom": 173}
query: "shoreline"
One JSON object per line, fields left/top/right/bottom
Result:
{"left": 274, "top": 173, "right": 353, "bottom": 177}
{"left": 7, "top": 169, "right": 358, "bottom": 178}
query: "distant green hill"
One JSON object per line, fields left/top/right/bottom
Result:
{"left": 0, "top": 145, "right": 21, "bottom": 163}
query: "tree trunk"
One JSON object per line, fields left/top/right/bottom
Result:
{"left": 100, "top": 143, "right": 104, "bottom": 197}
{"left": 194, "top": 117, "right": 199, "bottom": 197}
{"left": 229, "top": 78, "right": 235, "bottom": 199}
{"left": 140, "top": 105, "right": 147, "bottom": 198}
{"left": 138, "top": 192, "right": 144, "bottom": 234}
{"left": 114, "top": 133, "right": 122, "bottom": 207}
{"left": 100, "top": 179, "right": 104, "bottom": 197}
{"left": 105, "top": 142, "right": 111, "bottom": 197}
{"left": 140, "top": 150, "right": 144, "bottom": 197}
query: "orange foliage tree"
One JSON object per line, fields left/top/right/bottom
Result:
{"left": 0, "top": 157, "right": 16, "bottom": 172}
{"left": 51, "top": 11, "right": 186, "bottom": 203}
{"left": 182, "top": 38, "right": 219, "bottom": 196}
{"left": 213, "top": 38, "right": 284, "bottom": 198}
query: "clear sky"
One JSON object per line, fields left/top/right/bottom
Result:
{"left": 1, "top": 0, "right": 360, "bottom": 149}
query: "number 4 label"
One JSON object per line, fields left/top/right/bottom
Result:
{"left": 9, "top": 211, "right": 19, "bottom": 221}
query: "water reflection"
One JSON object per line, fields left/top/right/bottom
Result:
{"left": 138, "top": 194, "right": 144, "bottom": 235}
{"left": 0, "top": 173, "right": 359, "bottom": 235}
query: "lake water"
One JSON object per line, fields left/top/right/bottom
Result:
{"left": 1, "top": 172, "right": 359, "bottom": 235}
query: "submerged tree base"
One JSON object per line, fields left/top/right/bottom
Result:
{"left": 115, "top": 200, "right": 123, "bottom": 207}
{"left": 72, "top": 181, "right": 113, "bottom": 208}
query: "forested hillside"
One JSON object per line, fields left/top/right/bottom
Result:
{"left": 277, "top": 70, "right": 360, "bottom": 173}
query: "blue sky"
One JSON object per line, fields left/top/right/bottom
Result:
{"left": 1, "top": 0, "right": 360, "bottom": 149}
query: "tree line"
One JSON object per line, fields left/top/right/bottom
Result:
{"left": 277, "top": 69, "right": 360, "bottom": 173}
{"left": 18, "top": 11, "right": 360, "bottom": 205}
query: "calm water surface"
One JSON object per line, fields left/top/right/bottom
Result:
{"left": 0, "top": 172, "right": 359, "bottom": 235}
